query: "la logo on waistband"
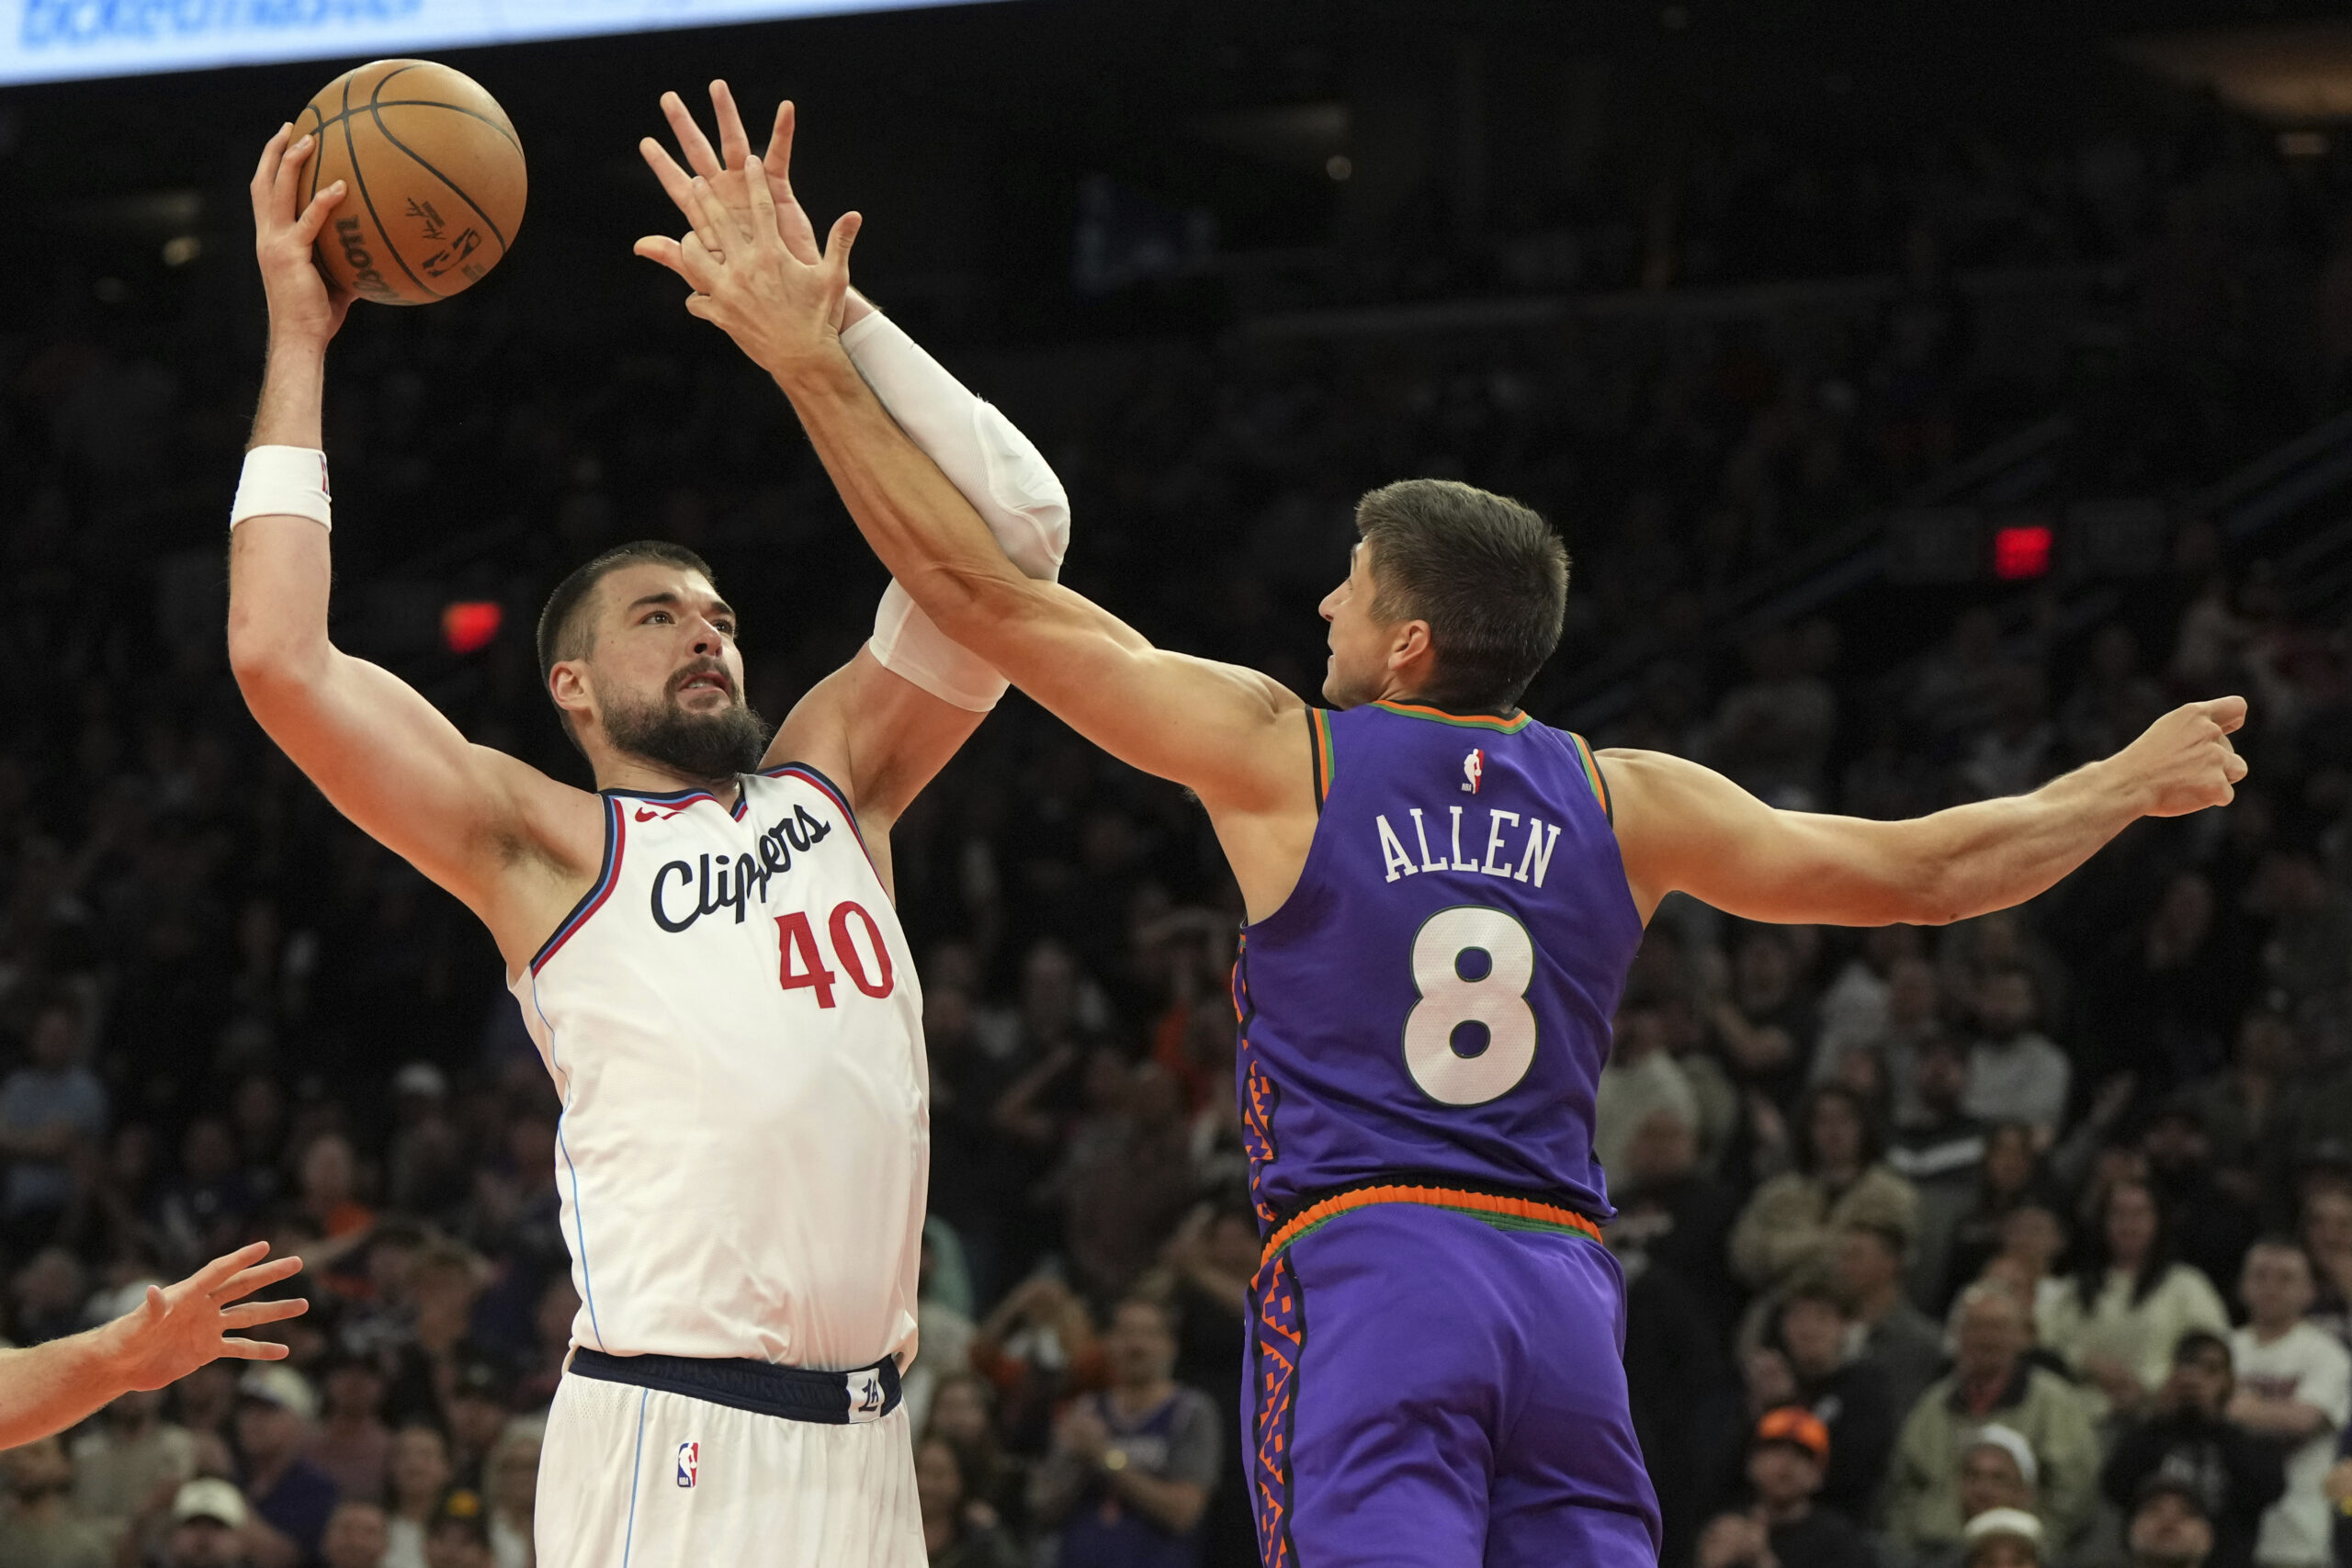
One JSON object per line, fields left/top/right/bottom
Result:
{"left": 848, "top": 1371, "right": 885, "bottom": 1423}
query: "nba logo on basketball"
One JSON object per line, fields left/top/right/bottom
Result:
{"left": 675, "top": 1441, "right": 697, "bottom": 1489}
{"left": 1462, "top": 749, "right": 1484, "bottom": 795}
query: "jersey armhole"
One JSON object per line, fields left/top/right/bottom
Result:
{"left": 527, "top": 797, "right": 626, "bottom": 975}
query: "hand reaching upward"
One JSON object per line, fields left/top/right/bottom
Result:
{"left": 636, "top": 150, "right": 861, "bottom": 385}
{"left": 639, "top": 81, "right": 822, "bottom": 264}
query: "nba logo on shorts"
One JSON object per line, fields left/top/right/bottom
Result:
{"left": 675, "top": 1440, "right": 697, "bottom": 1489}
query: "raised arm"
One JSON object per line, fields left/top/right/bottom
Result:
{"left": 1607, "top": 697, "right": 2246, "bottom": 926}
{"left": 230, "top": 128, "right": 596, "bottom": 964}
{"left": 637, "top": 133, "right": 1314, "bottom": 910}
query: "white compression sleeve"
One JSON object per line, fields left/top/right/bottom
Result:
{"left": 842, "top": 310, "right": 1070, "bottom": 710}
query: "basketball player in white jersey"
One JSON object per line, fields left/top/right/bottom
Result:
{"left": 237, "top": 107, "right": 1069, "bottom": 1566}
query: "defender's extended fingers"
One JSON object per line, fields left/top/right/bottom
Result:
{"left": 2199, "top": 694, "right": 2249, "bottom": 733}
{"left": 218, "top": 1338, "right": 294, "bottom": 1361}
{"left": 639, "top": 136, "right": 697, "bottom": 212}
{"left": 710, "top": 80, "right": 752, "bottom": 170}
{"left": 186, "top": 1241, "right": 273, "bottom": 1298}
{"left": 214, "top": 1255, "right": 305, "bottom": 1302}
{"left": 821, "top": 210, "right": 862, "bottom": 282}
{"left": 764, "top": 100, "right": 797, "bottom": 187}
{"left": 661, "top": 89, "right": 725, "bottom": 178}
{"left": 222, "top": 1298, "right": 311, "bottom": 1329}
{"left": 678, "top": 233, "right": 725, "bottom": 294}
{"left": 633, "top": 235, "right": 690, "bottom": 277}
{"left": 681, "top": 175, "right": 735, "bottom": 251}
{"left": 741, "top": 154, "right": 780, "bottom": 245}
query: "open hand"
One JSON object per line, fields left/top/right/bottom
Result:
{"left": 248, "top": 125, "right": 352, "bottom": 346}
{"left": 637, "top": 152, "right": 859, "bottom": 383}
{"left": 2116, "top": 696, "right": 2249, "bottom": 817}
{"left": 639, "top": 82, "right": 821, "bottom": 264}
{"left": 95, "top": 1241, "right": 308, "bottom": 1392}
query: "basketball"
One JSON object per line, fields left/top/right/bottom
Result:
{"left": 296, "top": 60, "right": 526, "bottom": 307}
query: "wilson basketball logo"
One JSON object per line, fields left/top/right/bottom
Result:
{"left": 675, "top": 1440, "right": 697, "bottom": 1489}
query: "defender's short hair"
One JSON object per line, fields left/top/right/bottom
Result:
{"left": 1355, "top": 479, "right": 1569, "bottom": 712}
{"left": 535, "top": 540, "right": 718, "bottom": 749}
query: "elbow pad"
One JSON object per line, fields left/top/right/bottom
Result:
{"left": 840, "top": 310, "right": 1069, "bottom": 582}
{"left": 846, "top": 309, "right": 1069, "bottom": 711}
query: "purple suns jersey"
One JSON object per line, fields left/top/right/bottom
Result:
{"left": 1235, "top": 700, "right": 1643, "bottom": 1227}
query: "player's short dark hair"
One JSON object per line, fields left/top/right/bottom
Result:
{"left": 1355, "top": 479, "right": 1569, "bottom": 713}
{"left": 535, "top": 540, "right": 718, "bottom": 748}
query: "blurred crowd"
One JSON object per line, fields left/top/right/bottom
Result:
{"left": 2, "top": 64, "right": 2352, "bottom": 1568}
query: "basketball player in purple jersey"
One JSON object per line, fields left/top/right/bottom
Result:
{"left": 646, "top": 111, "right": 2249, "bottom": 1568}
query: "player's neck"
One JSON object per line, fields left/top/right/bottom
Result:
{"left": 594, "top": 755, "right": 744, "bottom": 807}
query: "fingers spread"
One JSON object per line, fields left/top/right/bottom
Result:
{"left": 662, "top": 89, "right": 724, "bottom": 178}
{"left": 711, "top": 80, "right": 752, "bottom": 170}
{"left": 765, "top": 100, "right": 797, "bottom": 183}
{"left": 216, "top": 1255, "right": 305, "bottom": 1301}
{"left": 634, "top": 236, "right": 688, "bottom": 276}
{"left": 220, "top": 1339, "right": 293, "bottom": 1361}
{"left": 223, "top": 1298, "right": 311, "bottom": 1328}
{"left": 639, "top": 137, "right": 696, "bottom": 210}
{"left": 190, "top": 1240, "right": 272, "bottom": 1295}
{"left": 742, "top": 153, "right": 779, "bottom": 240}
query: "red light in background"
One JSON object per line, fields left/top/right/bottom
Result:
{"left": 442, "top": 601, "right": 503, "bottom": 654}
{"left": 1992, "top": 525, "right": 2052, "bottom": 581}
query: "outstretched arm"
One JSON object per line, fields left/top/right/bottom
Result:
{"left": 230, "top": 128, "right": 596, "bottom": 966}
{"left": 1608, "top": 697, "right": 2246, "bottom": 925}
{"left": 0, "top": 1243, "right": 305, "bottom": 1450}
{"left": 638, "top": 130, "right": 1313, "bottom": 909}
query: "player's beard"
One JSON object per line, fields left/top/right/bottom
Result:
{"left": 603, "top": 682, "right": 773, "bottom": 782}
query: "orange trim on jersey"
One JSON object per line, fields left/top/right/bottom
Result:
{"left": 1370, "top": 700, "right": 1532, "bottom": 734}
{"left": 1261, "top": 1182, "right": 1602, "bottom": 1268}
{"left": 1568, "top": 733, "right": 1611, "bottom": 818}
{"left": 1306, "top": 708, "right": 1335, "bottom": 807}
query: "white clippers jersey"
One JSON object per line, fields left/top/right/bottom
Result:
{"left": 508, "top": 765, "right": 926, "bottom": 1371}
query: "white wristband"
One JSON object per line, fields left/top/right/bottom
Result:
{"left": 231, "top": 446, "right": 332, "bottom": 530}
{"left": 868, "top": 582, "right": 1010, "bottom": 713}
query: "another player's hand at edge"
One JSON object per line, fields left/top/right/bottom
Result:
{"left": 2109, "top": 694, "right": 2249, "bottom": 818}
{"left": 635, "top": 152, "right": 861, "bottom": 385}
{"left": 639, "top": 82, "right": 824, "bottom": 266}
{"left": 248, "top": 125, "right": 353, "bottom": 348}
{"left": 93, "top": 1240, "right": 308, "bottom": 1393}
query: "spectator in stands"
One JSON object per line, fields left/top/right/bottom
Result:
{"left": 1772, "top": 1280, "right": 1896, "bottom": 1520}
{"left": 1732, "top": 1085, "right": 1918, "bottom": 1295}
{"left": 420, "top": 1488, "right": 491, "bottom": 1568}
{"left": 1711, "top": 929, "right": 1820, "bottom": 1114}
{"left": 1598, "top": 1000, "right": 1702, "bottom": 1179}
{"left": 484, "top": 1425, "right": 538, "bottom": 1568}
{"left": 1961, "top": 1506, "right": 2048, "bottom": 1568}
{"left": 1940, "top": 1127, "right": 2052, "bottom": 1308}
{"left": 71, "top": 1387, "right": 198, "bottom": 1533}
{"left": 1611, "top": 1104, "right": 1743, "bottom": 1329}
{"left": 2199, "top": 1010, "right": 2302, "bottom": 1217}
{"left": 1962, "top": 968, "right": 2069, "bottom": 1145}
{"left": 0, "top": 1435, "right": 116, "bottom": 1568}
{"left": 0, "top": 998, "right": 109, "bottom": 1254}
{"left": 924, "top": 1372, "right": 1026, "bottom": 1534}
{"left": 2144, "top": 1100, "right": 2261, "bottom": 1295}
{"left": 2132, "top": 1473, "right": 2222, "bottom": 1568}
{"left": 321, "top": 1501, "right": 390, "bottom": 1568}
{"left": 441, "top": 1359, "right": 514, "bottom": 1495}
{"left": 380, "top": 1426, "right": 451, "bottom": 1568}
{"left": 1890, "top": 1035, "right": 1992, "bottom": 1303}
{"left": 2102, "top": 1330, "right": 2286, "bottom": 1568}
{"left": 918, "top": 1436, "right": 1023, "bottom": 1568}
{"left": 234, "top": 1364, "right": 339, "bottom": 1568}
{"left": 2301, "top": 1187, "right": 2352, "bottom": 1343}
{"left": 1835, "top": 1219, "right": 1948, "bottom": 1422}
{"left": 1954, "top": 1426, "right": 2043, "bottom": 1535}
{"left": 159, "top": 1478, "right": 254, "bottom": 1568}
{"left": 1031, "top": 1296, "right": 1217, "bottom": 1568}
{"left": 2228, "top": 1240, "right": 2352, "bottom": 1568}
{"left": 2041, "top": 1177, "right": 2232, "bottom": 1418}
{"left": 1694, "top": 1406, "right": 1873, "bottom": 1568}
{"left": 307, "top": 1352, "right": 391, "bottom": 1506}
{"left": 1888, "top": 1282, "right": 2099, "bottom": 1557}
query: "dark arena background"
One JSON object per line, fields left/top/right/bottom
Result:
{"left": 5, "top": 2, "right": 2352, "bottom": 1565}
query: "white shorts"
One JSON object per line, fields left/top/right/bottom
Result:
{"left": 535, "top": 1364, "right": 922, "bottom": 1567}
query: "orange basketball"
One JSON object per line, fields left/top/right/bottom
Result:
{"left": 297, "top": 60, "right": 526, "bottom": 307}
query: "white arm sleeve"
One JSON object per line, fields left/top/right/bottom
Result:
{"left": 842, "top": 310, "right": 1070, "bottom": 711}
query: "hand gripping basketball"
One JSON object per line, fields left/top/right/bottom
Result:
{"left": 250, "top": 125, "right": 353, "bottom": 346}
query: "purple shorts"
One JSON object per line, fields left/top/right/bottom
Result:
{"left": 1246, "top": 1198, "right": 1661, "bottom": 1568}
